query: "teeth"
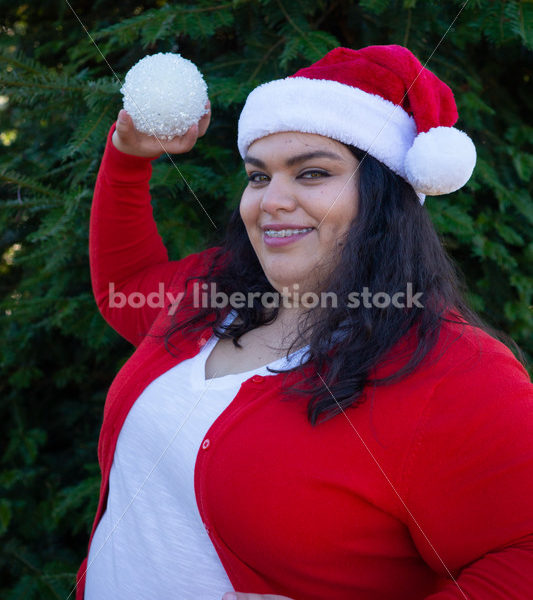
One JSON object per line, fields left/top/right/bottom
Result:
{"left": 264, "top": 228, "right": 313, "bottom": 238}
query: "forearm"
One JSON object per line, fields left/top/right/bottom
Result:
{"left": 90, "top": 123, "right": 174, "bottom": 343}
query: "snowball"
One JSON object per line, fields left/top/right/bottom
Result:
{"left": 120, "top": 53, "right": 208, "bottom": 139}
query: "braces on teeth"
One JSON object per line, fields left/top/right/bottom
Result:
{"left": 265, "top": 228, "right": 313, "bottom": 238}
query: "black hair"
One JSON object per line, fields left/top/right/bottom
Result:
{"left": 164, "top": 147, "right": 525, "bottom": 424}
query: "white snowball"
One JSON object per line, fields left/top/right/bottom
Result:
{"left": 120, "top": 53, "right": 208, "bottom": 139}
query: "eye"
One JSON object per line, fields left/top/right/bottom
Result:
{"left": 247, "top": 172, "right": 270, "bottom": 184}
{"left": 299, "top": 169, "right": 330, "bottom": 179}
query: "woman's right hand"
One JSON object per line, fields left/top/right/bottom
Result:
{"left": 111, "top": 101, "right": 211, "bottom": 158}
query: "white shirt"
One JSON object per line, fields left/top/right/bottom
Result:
{"left": 85, "top": 318, "right": 307, "bottom": 600}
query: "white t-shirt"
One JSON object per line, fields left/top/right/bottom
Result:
{"left": 85, "top": 319, "right": 307, "bottom": 600}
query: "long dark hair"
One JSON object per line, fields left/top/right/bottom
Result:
{"left": 165, "top": 147, "right": 524, "bottom": 424}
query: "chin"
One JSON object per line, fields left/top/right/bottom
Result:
{"left": 261, "top": 261, "right": 320, "bottom": 294}
{"left": 269, "top": 277, "right": 314, "bottom": 295}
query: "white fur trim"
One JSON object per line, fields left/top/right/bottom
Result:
{"left": 238, "top": 77, "right": 417, "bottom": 182}
{"left": 404, "top": 127, "right": 476, "bottom": 195}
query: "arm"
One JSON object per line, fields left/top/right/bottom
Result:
{"left": 402, "top": 344, "right": 533, "bottom": 599}
{"left": 90, "top": 108, "right": 212, "bottom": 346}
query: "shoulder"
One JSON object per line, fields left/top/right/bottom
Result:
{"left": 374, "top": 312, "right": 531, "bottom": 424}
{"left": 425, "top": 314, "right": 530, "bottom": 390}
{"left": 404, "top": 315, "right": 532, "bottom": 451}
{"left": 382, "top": 310, "right": 530, "bottom": 391}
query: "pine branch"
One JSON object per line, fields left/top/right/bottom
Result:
{"left": 93, "top": 2, "right": 235, "bottom": 45}
{"left": 0, "top": 171, "right": 58, "bottom": 198}
{"left": 1, "top": 196, "right": 63, "bottom": 210}
{"left": 59, "top": 103, "right": 115, "bottom": 159}
{"left": 0, "top": 51, "right": 44, "bottom": 75}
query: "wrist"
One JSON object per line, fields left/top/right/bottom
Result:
{"left": 102, "top": 124, "right": 154, "bottom": 183}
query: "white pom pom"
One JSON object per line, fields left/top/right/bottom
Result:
{"left": 120, "top": 53, "right": 208, "bottom": 139}
{"left": 404, "top": 127, "right": 476, "bottom": 196}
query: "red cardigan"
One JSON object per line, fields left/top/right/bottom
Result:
{"left": 77, "top": 125, "right": 533, "bottom": 600}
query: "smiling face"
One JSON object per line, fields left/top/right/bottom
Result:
{"left": 240, "top": 132, "right": 360, "bottom": 296}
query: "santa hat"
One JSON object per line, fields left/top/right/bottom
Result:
{"left": 237, "top": 45, "right": 476, "bottom": 202}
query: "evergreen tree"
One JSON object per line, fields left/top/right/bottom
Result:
{"left": 1, "top": 1, "right": 531, "bottom": 596}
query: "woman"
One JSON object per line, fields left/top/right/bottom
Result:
{"left": 78, "top": 45, "right": 533, "bottom": 600}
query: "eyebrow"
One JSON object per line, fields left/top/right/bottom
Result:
{"left": 244, "top": 150, "right": 345, "bottom": 169}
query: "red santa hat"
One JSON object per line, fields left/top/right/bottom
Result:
{"left": 237, "top": 45, "right": 476, "bottom": 203}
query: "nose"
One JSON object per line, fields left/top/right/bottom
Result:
{"left": 259, "top": 175, "right": 297, "bottom": 214}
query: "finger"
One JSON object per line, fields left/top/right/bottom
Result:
{"left": 181, "top": 122, "right": 199, "bottom": 151}
{"left": 117, "top": 109, "right": 130, "bottom": 123}
{"left": 112, "top": 111, "right": 135, "bottom": 153}
{"left": 197, "top": 100, "right": 211, "bottom": 138}
{"left": 165, "top": 122, "right": 199, "bottom": 154}
{"left": 116, "top": 109, "right": 130, "bottom": 127}
{"left": 115, "top": 110, "right": 134, "bottom": 139}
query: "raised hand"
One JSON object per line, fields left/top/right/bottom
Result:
{"left": 111, "top": 101, "right": 211, "bottom": 158}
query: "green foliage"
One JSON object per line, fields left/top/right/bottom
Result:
{"left": 1, "top": 0, "right": 531, "bottom": 597}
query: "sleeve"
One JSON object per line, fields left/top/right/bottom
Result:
{"left": 401, "top": 343, "right": 533, "bottom": 599}
{"left": 90, "top": 123, "right": 219, "bottom": 346}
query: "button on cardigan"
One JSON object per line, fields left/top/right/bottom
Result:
{"left": 77, "top": 124, "right": 533, "bottom": 599}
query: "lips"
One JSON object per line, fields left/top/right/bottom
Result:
{"left": 264, "top": 227, "right": 314, "bottom": 238}
{"left": 262, "top": 222, "right": 314, "bottom": 231}
{"left": 262, "top": 226, "right": 315, "bottom": 247}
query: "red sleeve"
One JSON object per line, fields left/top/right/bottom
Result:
{"left": 90, "top": 124, "right": 219, "bottom": 346}
{"left": 401, "top": 342, "right": 533, "bottom": 599}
